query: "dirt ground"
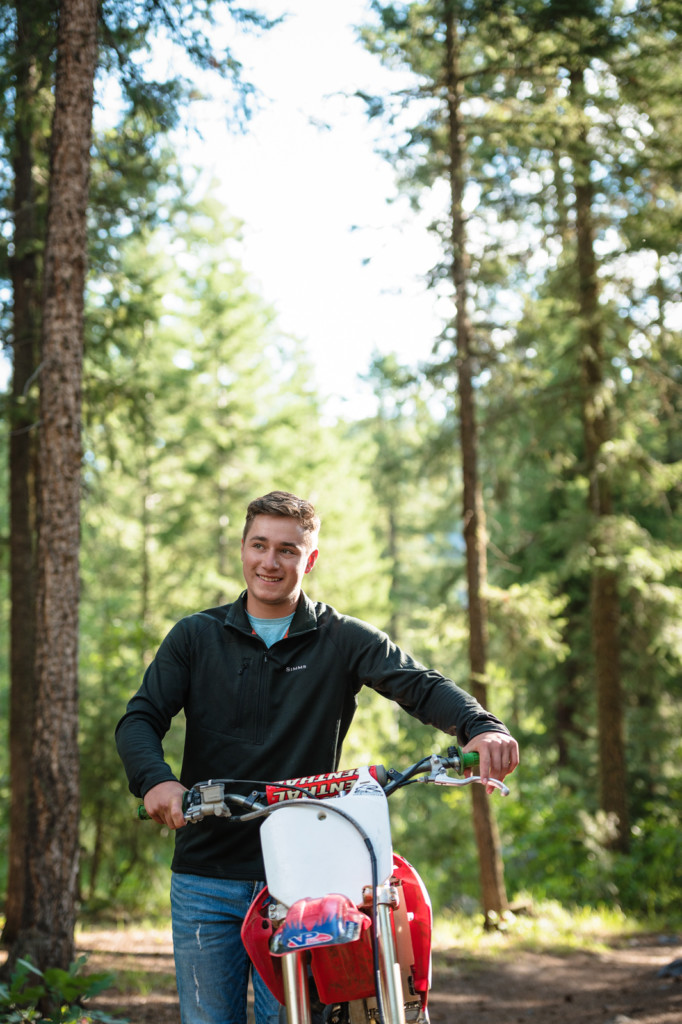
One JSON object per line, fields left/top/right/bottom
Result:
{"left": 78, "top": 926, "right": 682, "bottom": 1024}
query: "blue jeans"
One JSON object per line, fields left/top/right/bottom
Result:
{"left": 171, "top": 872, "right": 281, "bottom": 1024}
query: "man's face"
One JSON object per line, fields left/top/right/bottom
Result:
{"left": 241, "top": 514, "right": 318, "bottom": 618}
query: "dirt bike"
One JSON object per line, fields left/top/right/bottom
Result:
{"left": 141, "top": 747, "right": 509, "bottom": 1024}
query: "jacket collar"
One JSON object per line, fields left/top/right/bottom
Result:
{"left": 224, "top": 590, "right": 318, "bottom": 636}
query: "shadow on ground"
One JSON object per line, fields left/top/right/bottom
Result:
{"left": 7, "top": 927, "right": 679, "bottom": 1024}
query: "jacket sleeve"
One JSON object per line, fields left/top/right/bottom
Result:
{"left": 339, "top": 617, "right": 509, "bottom": 745}
{"left": 115, "top": 619, "right": 191, "bottom": 798}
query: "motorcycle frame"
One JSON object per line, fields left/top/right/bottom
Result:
{"left": 157, "top": 750, "right": 509, "bottom": 1024}
{"left": 241, "top": 769, "right": 432, "bottom": 1024}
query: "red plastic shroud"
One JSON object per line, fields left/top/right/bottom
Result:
{"left": 265, "top": 766, "right": 385, "bottom": 804}
{"left": 241, "top": 854, "right": 432, "bottom": 1008}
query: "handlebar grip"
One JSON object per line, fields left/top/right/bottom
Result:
{"left": 447, "top": 746, "right": 480, "bottom": 772}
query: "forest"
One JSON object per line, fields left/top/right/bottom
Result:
{"left": 1, "top": 0, "right": 682, "bottom": 981}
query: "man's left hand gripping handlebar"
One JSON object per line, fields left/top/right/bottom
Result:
{"left": 462, "top": 731, "right": 520, "bottom": 794}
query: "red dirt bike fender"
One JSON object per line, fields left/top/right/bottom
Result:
{"left": 269, "top": 893, "right": 371, "bottom": 955}
{"left": 240, "top": 854, "right": 432, "bottom": 1007}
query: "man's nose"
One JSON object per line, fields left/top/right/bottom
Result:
{"left": 262, "top": 548, "right": 279, "bottom": 568}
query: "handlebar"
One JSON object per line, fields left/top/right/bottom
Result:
{"left": 138, "top": 746, "right": 510, "bottom": 822}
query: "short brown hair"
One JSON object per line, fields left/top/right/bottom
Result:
{"left": 243, "top": 491, "right": 320, "bottom": 544}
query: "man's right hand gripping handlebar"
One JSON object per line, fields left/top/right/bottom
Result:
{"left": 142, "top": 780, "right": 188, "bottom": 829}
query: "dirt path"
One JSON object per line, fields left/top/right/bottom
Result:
{"left": 79, "top": 927, "right": 682, "bottom": 1024}
{"left": 428, "top": 939, "right": 682, "bottom": 1024}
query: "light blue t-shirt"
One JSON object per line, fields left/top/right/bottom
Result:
{"left": 246, "top": 612, "right": 295, "bottom": 649}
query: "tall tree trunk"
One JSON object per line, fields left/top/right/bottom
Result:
{"left": 9, "top": 0, "right": 97, "bottom": 975}
{"left": 3, "top": 1, "right": 42, "bottom": 947}
{"left": 444, "top": 6, "right": 509, "bottom": 925}
{"left": 386, "top": 504, "right": 401, "bottom": 641}
{"left": 571, "top": 68, "right": 629, "bottom": 852}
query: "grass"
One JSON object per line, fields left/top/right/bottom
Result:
{"left": 104, "top": 969, "right": 177, "bottom": 997}
{"left": 431, "top": 898, "right": 681, "bottom": 956}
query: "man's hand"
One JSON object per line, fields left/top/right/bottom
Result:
{"left": 143, "top": 780, "right": 187, "bottom": 829}
{"left": 462, "top": 731, "right": 519, "bottom": 795}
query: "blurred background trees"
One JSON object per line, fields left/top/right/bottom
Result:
{"left": 1, "top": 0, "right": 681, "bottom": 964}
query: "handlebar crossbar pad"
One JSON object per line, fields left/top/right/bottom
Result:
{"left": 265, "top": 765, "right": 387, "bottom": 804}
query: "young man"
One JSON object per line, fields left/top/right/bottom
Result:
{"left": 116, "top": 491, "right": 519, "bottom": 1024}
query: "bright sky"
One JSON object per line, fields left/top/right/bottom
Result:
{"left": 186, "top": 0, "right": 446, "bottom": 420}
{"left": 0, "top": 2, "right": 448, "bottom": 412}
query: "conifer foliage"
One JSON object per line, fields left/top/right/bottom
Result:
{"left": 0, "top": 0, "right": 681, "bottom": 953}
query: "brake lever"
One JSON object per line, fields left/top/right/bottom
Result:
{"left": 422, "top": 757, "right": 510, "bottom": 796}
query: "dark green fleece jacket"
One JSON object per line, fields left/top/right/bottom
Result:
{"left": 115, "top": 591, "right": 509, "bottom": 879}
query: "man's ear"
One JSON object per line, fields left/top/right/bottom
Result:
{"left": 305, "top": 549, "right": 319, "bottom": 574}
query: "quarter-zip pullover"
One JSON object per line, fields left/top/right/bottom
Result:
{"left": 115, "top": 591, "right": 509, "bottom": 879}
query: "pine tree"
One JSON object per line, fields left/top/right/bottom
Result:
{"left": 9, "top": 0, "right": 97, "bottom": 977}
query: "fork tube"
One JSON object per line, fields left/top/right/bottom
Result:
{"left": 377, "top": 902, "right": 406, "bottom": 1024}
{"left": 281, "top": 951, "right": 311, "bottom": 1024}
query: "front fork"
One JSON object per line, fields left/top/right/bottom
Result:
{"left": 376, "top": 895, "right": 406, "bottom": 1024}
{"left": 281, "top": 950, "right": 312, "bottom": 1024}
{"left": 280, "top": 884, "right": 407, "bottom": 1024}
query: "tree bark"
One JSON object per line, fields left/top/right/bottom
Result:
{"left": 571, "top": 67, "right": 629, "bottom": 852}
{"left": 9, "top": 0, "right": 97, "bottom": 975}
{"left": 3, "top": 0, "right": 42, "bottom": 947}
{"left": 444, "top": 6, "right": 509, "bottom": 925}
